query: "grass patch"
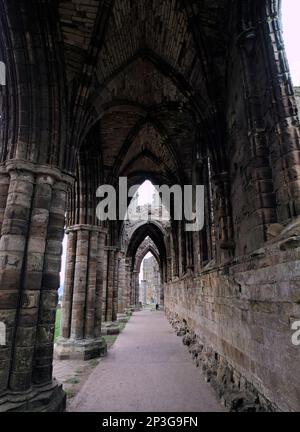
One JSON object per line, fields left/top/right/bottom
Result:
{"left": 144, "top": 304, "right": 156, "bottom": 311}
{"left": 65, "top": 388, "right": 76, "bottom": 398}
{"left": 90, "top": 359, "right": 100, "bottom": 368}
{"left": 64, "top": 377, "right": 80, "bottom": 385}
{"left": 55, "top": 308, "right": 61, "bottom": 341}
{"left": 118, "top": 321, "right": 128, "bottom": 332}
{"left": 103, "top": 335, "right": 117, "bottom": 347}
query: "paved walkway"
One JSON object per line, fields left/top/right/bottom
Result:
{"left": 69, "top": 310, "right": 224, "bottom": 412}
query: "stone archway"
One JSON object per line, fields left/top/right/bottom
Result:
{"left": 0, "top": 0, "right": 300, "bottom": 412}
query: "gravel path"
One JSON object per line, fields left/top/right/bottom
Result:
{"left": 69, "top": 309, "right": 225, "bottom": 412}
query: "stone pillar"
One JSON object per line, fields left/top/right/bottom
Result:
{"left": 31, "top": 178, "right": 69, "bottom": 386}
{"left": 0, "top": 159, "right": 73, "bottom": 412}
{"left": 263, "top": 5, "right": 300, "bottom": 221}
{"left": 124, "top": 262, "right": 132, "bottom": 311}
{"left": 167, "top": 257, "right": 172, "bottom": 282}
{"left": 0, "top": 168, "right": 9, "bottom": 233}
{"left": 130, "top": 270, "right": 140, "bottom": 309}
{"left": 94, "top": 230, "right": 106, "bottom": 338}
{"left": 55, "top": 225, "right": 107, "bottom": 360}
{"left": 101, "top": 246, "right": 120, "bottom": 335}
{"left": 104, "top": 247, "right": 115, "bottom": 322}
{"left": 70, "top": 228, "right": 89, "bottom": 339}
{"left": 128, "top": 269, "right": 135, "bottom": 307}
{"left": 213, "top": 172, "right": 235, "bottom": 263}
{"left": 237, "top": 29, "right": 277, "bottom": 244}
{"left": 160, "top": 282, "right": 164, "bottom": 307}
{"left": 117, "top": 252, "right": 126, "bottom": 314}
{"left": 60, "top": 231, "right": 76, "bottom": 339}
{"left": 112, "top": 250, "right": 120, "bottom": 321}
{"left": 101, "top": 246, "right": 108, "bottom": 321}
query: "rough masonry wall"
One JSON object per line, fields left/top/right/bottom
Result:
{"left": 226, "top": 29, "right": 276, "bottom": 257}
{"left": 164, "top": 236, "right": 300, "bottom": 412}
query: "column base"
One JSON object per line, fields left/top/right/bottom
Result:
{"left": 117, "top": 313, "right": 129, "bottom": 323}
{"left": 55, "top": 337, "right": 107, "bottom": 361}
{"left": 124, "top": 308, "right": 133, "bottom": 316}
{"left": 0, "top": 379, "right": 65, "bottom": 412}
{"left": 101, "top": 321, "right": 120, "bottom": 335}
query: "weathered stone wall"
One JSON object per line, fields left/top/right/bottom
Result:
{"left": 164, "top": 236, "right": 300, "bottom": 412}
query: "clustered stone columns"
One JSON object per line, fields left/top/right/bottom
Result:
{"left": 0, "top": 169, "right": 9, "bottom": 233}
{"left": 0, "top": 159, "right": 73, "bottom": 412}
{"left": 235, "top": 27, "right": 278, "bottom": 252}
{"left": 264, "top": 5, "right": 300, "bottom": 222}
{"left": 55, "top": 225, "right": 107, "bottom": 360}
{"left": 116, "top": 251, "right": 126, "bottom": 314}
{"left": 101, "top": 246, "right": 121, "bottom": 335}
{"left": 160, "top": 279, "right": 164, "bottom": 307}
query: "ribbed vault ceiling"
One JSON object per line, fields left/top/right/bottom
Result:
{"left": 59, "top": 0, "right": 228, "bottom": 184}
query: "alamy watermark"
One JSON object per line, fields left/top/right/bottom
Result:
{"left": 96, "top": 177, "right": 204, "bottom": 232}
{"left": 292, "top": 321, "right": 300, "bottom": 346}
{"left": 0, "top": 61, "right": 6, "bottom": 86}
{"left": 0, "top": 322, "right": 6, "bottom": 346}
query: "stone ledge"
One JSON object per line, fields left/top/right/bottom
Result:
{"left": 54, "top": 337, "right": 107, "bottom": 361}
{"left": 0, "top": 379, "right": 65, "bottom": 412}
{"left": 101, "top": 322, "right": 120, "bottom": 336}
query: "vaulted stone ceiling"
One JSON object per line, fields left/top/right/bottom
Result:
{"left": 59, "top": 0, "right": 228, "bottom": 180}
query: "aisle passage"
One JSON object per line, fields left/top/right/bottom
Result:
{"left": 69, "top": 310, "right": 225, "bottom": 412}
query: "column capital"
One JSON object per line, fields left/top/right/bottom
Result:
{"left": 104, "top": 245, "right": 119, "bottom": 252}
{"left": 212, "top": 171, "right": 229, "bottom": 184}
{"left": 66, "top": 224, "right": 108, "bottom": 234}
{"left": 3, "top": 159, "right": 75, "bottom": 185}
{"left": 237, "top": 28, "right": 256, "bottom": 49}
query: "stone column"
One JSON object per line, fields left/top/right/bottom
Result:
{"left": 263, "top": 5, "right": 300, "bottom": 221}
{"left": 212, "top": 172, "right": 235, "bottom": 263}
{"left": 0, "top": 159, "right": 73, "bottom": 412}
{"left": 135, "top": 271, "right": 140, "bottom": 308}
{"left": 101, "top": 247, "right": 120, "bottom": 336}
{"left": 123, "top": 262, "right": 132, "bottom": 313}
{"left": 55, "top": 225, "right": 107, "bottom": 360}
{"left": 160, "top": 282, "right": 164, "bottom": 307}
{"left": 112, "top": 250, "right": 120, "bottom": 321}
{"left": 104, "top": 247, "right": 116, "bottom": 322}
{"left": 94, "top": 230, "right": 107, "bottom": 338}
{"left": 101, "top": 246, "right": 108, "bottom": 321}
{"left": 130, "top": 271, "right": 135, "bottom": 306}
{"left": 60, "top": 230, "right": 76, "bottom": 339}
{"left": 31, "top": 179, "right": 69, "bottom": 386}
{"left": 167, "top": 257, "right": 172, "bottom": 282}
